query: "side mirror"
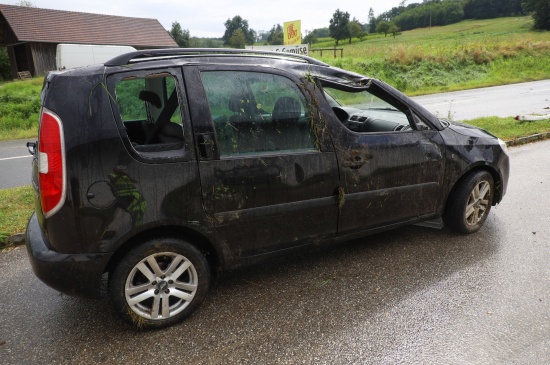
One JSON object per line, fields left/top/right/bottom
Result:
{"left": 27, "top": 141, "right": 37, "bottom": 155}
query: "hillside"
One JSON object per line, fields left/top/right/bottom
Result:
{"left": 315, "top": 17, "right": 550, "bottom": 95}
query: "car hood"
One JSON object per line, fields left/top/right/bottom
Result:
{"left": 444, "top": 119, "right": 498, "bottom": 140}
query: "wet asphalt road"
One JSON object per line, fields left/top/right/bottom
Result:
{"left": 1, "top": 140, "right": 549, "bottom": 364}
{"left": 0, "top": 139, "right": 33, "bottom": 189}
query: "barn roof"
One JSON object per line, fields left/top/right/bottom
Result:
{"left": 0, "top": 4, "right": 178, "bottom": 48}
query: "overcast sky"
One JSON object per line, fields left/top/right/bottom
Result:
{"left": 20, "top": 0, "right": 406, "bottom": 38}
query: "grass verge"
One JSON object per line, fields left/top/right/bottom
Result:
{"left": 465, "top": 116, "right": 550, "bottom": 141}
{"left": 0, "top": 185, "right": 33, "bottom": 249}
{"left": 0, "top": 77, "right": 42, "bottom": 141}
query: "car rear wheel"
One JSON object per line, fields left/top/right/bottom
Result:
{"left": 444, "top": 170, "right": 494, "bottom": 234}
{"left": 109, "top": 237, "right": 210, "bottom": 329}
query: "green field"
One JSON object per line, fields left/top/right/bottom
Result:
{"left": 317, "top": 17, "right": 550, "bottom": 95}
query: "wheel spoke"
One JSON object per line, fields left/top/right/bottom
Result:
{"left": 151, "top": 294, "right": 161, "bottom": 319}
{"left": 135, "top": 262, "right": 156, "bottom": 282}
{"left": 173, "top": 282, "right": 197, "bottom": 292}
{"left": 170, "top": 289, "right": 195, "bottom": 302}
{"left": 169, "top": 260, "right": 192, "bottom": 280}
{"left": 161, "top": 293, "right": 170, "bottom": 318}
{"left": 473, "top": 185, "right": 480, "bottom": 200}
{"left": 465, "top": 203, "right": 476, "bottom": 220}
{"left": 126, "top": 283, "right": 150, "bottom": 296}
{"left": 471, "top": 208, "right": 480, "bottom": 224}
{"left": 128, "top": 288, "right": 156, "bottom": 306}
{"left": 146, "top": 256, "right": 164, "bottom": 276}
{"left": 479, "top": 183, "right": 490, "bottom": 199}
{"left": 164, "top": 255, "right": 184, "bottom": 277}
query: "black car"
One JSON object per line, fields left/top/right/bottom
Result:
{"left": 26, "top": 49, "right": 509, "bottom": 329}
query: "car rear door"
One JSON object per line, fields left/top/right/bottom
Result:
{"left": 184, "top": 66, "right": 340, "bottom": 256}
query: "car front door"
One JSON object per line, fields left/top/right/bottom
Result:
{"left": 320, "top": 80, "right": 446, "bottom": 235}
{"left": 186, "top": 68, "right": 340, "bottom": 256}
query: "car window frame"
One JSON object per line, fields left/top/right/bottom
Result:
{"left": 191, "top": 65, "right": 333, "bottom": 160}
{"left": 107, "top": 67, "right": 194, "bottom": 163}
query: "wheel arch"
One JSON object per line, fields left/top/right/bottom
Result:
{"left": 104, "top": 225, "right": 225, "bottom": 279}
{"left": 445, "top": 164, "right": 503, "bottom": 210}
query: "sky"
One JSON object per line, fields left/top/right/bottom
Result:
{"left": 18, "top": 0, "right": 406, "bottom": 38}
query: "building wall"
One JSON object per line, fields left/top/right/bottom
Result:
{"left": 31, "top": 42, "right": 56, "bottom": 75}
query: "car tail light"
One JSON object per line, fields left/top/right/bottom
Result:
{"left": 38, "top": 109, "right": 66, "bottom": 218}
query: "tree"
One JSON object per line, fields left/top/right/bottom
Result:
{"left": 222, "top": 15, "right": 255, "bottom": 46}
{"left": 463, "top": 0, "right": 523, "bottom": 20}
{"left": 0, "top": 47, "right": 12, "bottom": 81}
{"left": 303, "top": 30, "right": 318, "bottom": 45}
{"left": 228, "top": 29, "right": 246, "bottom": 48}
{"left": 367, "top": 7, "right": 376, "bottom": 33}
{"left": 314, "top": 27, "right": 330, "bottom": 38}
{"left": 15, "top": 0, "right": 36, "bottom": 6}
{"left": 169, "top": 22, "right": 190, "bottom": 48}
{"left": 388, "top": 23, "right": 400, "bottom": 38}
{"left": 329, "top": 9, "right": 351, "bottom": 45}
{"left": 523, "top": 0, "right": 550, "bottom": 30}
{"left": 349, "top": 21, "right": 366, "bottom": 43}
{"left": 376, "top": 20, "right": 391, "bottom": 37}
{"left": 266, "top": 24, "right": 284, "bottom": 45}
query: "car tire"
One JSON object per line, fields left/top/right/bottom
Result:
{"left": 109, "top": 237, "right": 210, "bottom": 329}
{"left": 444, "top": 170, "right": 494, "bottom": 234}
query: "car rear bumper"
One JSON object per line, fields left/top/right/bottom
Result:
{"left": 25, "top": 212, "right": 113, "bottom": 298}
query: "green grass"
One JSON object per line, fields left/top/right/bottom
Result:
{"left": 0, "top": 77, "right": 42, "bottom": 141}
{"left": 0, "top": 185, "right": 34, "bottom": 249}
{"left": 465, "top": 116, "right": 550, "bottom": 141}
{"left": 317, "top": 17, "right": 550, "bottom": 95}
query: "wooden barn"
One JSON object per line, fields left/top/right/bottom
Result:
{"left": 0, "top": 4, "right": 178, "bottom": 79}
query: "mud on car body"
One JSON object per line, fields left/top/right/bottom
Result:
{"left": 26, "top": 49, "right": 509, "bottom": 329}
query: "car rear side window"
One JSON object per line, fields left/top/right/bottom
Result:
{"left": 200, "top": 71, "right": 317, "bottom": 157}
{"left": 114, "top": 72, "right": 184, "bottom": 156}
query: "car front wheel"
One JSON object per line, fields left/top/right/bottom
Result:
{"left": 444, "top": 170, "right": 494, "bottom": 234}
{"left": 110, "top": 237, "right": 210, "bottom": 329}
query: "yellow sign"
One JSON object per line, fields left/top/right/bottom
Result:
{"left": 284, "top": 20, "right": 301, "bottom": 45}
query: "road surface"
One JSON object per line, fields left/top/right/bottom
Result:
{"left": 1, "top": 139, "right": 549, "bottom": 364}
{"left": 413, "top": 79, "right": 550, "bottom": 120}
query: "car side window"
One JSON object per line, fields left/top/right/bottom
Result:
{"left": 324, "top": 86, "right": 426, "bottom": 133}
{"left": 200, "top": 71, "right": 317, "bottom": 157}
{"left": 114, "top": 73, "right": 184, "bottom": 155}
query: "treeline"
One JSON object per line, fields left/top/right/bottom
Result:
{"left": 376, "top": 0, "right": 524, "bottom": 32}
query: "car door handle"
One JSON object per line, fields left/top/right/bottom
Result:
{"left": 342, "top": 160, "right": 366, "bottom": 170}
{"left": 196, "top": 133, "right": 215, "bottom": 160}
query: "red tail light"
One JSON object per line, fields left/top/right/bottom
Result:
{"left": 38, "top": 109, "right": 66, "bottom": 218}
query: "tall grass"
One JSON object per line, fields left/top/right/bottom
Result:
{"left": 0, "top": 185, "right": 33, "bottom": 247}
{"left": 0, "top": 78, "right": 42, "bottom": 140}
{"left": 317, "top": 17, "right": 550, "bottom": 94}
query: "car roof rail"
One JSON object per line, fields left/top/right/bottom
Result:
{"left": 104, "top": 48, "right": 329, "bottom": 67}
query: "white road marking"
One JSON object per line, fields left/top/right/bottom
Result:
{"left": 0, "top": 155, "right": 32, "bottom": 161}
